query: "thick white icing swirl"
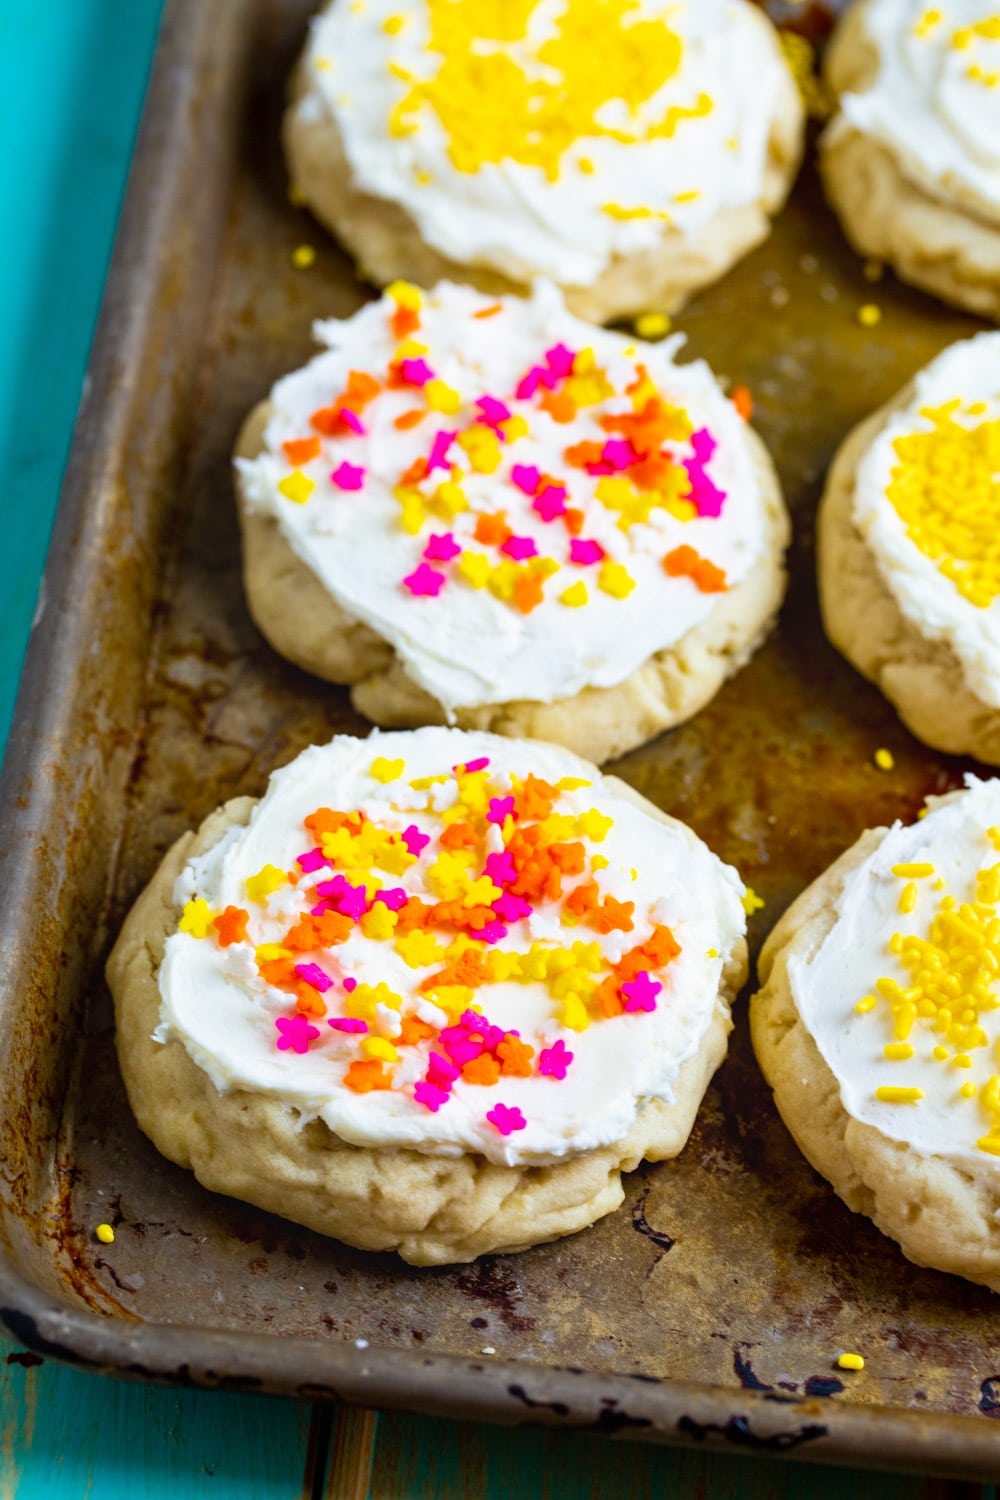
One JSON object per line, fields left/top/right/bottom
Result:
{"left": 157, "top": 728, "right": 746, "bottom": 1167}
{"left": 829, "top": 0, "right": 1000, "bottom": 218}
{"left": 237, "top": 280, "right": 771, "bottom": 712}
{"left": 293, "top": 0, "right": 791, "bottom": 285}
{"left": 853, "top": 331, "right": 1000, "bottom": 710}
{"left": 789, "top": 777, "right": 1000, "bottom": 1180}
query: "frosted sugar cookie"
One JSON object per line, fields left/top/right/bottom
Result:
{"left": 752, "top": 778, "right": 1000, "bottom": 1292}
{"left": 283, "top": 0, "right": 805, "bottom": 322}
{"left": 235, "top": 281, "right": 789, "bottom": 765}
{"left": 107, "top": 727, "right": 748, "bottom": 1265}
{"left": 819, "top": 332, "right": 1000, "bottom": 762}
{"left": 820, "top": 0, "right": 1000, "bottom": 318}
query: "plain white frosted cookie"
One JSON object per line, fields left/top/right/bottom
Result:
{"left": 820, "top": 0, "right": 1000, "bottom": 318}
{"left": 107, "top": 727, "right": 748, "bottom": 1265}
{"left": 752, "top": 778, "right": 1000, "bottom": 1293}
{"left": 283, "top": 0, "right": 804, "bottom": 322}
{"left": 818, "top": 331, "right": 1000, "bottom": 763}
{"left": 235, "top": 280, "right": 790, "bottom": 766}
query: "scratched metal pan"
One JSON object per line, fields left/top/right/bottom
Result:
{"left": 2, "top": 0, "right": 999, "bottom": 1477}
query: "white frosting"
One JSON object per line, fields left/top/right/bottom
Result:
{"left": 789, "top": 777, "right": 1000, "bottom": 1181}
{"left": 853, "top": 331, "right": 1000, "bottom": 710}
{"left": 237, "top": 280, "right": 771, "bottom": 712}
{"left": 829, "top": 0, "right": 1000, "bottom": 219}
{"left": 295, "top": 0, "right": 790, "bottom": 285}
{"left": 157, "top": 728, "right": 746, "bottom": 1167}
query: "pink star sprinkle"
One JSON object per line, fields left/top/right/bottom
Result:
{"left": 328, "top": 1017, "right": 368, "bottom": 1034}
{"left": 275, "top": 1015, "right": 320, "bottom": 1054}
{"left": 538, "top": 1039, "right": 574, "bottom": 1079}
{"left": 569, "top": 538, "right": 605, "bottom": 566}
{"left": 492, "top": 892, "right": 532, "bottom": 923}
{"left": 544, "top": 343, "right": 576, "bottom": 378}
{"left": 510, "top": 464, "right": 541, "bottom": 495}
{"left": 487, "top": 1103, "right": 527, "bottom": 1136}
{"left": 622, "top": 970, "right": 662, "bottom": 1014}
{"left": 427, "top": 429, "right": 457, "bottom": 473}
{"left": 414, "top": 1081, "right": 451, "bottom": 1112}
{"left": 402, "top": 824, "right": 430, "bottom": 856}
{"left": 484, "top": 851, "right": 516, "bottom": 884}
{"left": 475, "top": 920, "right": 508, "bottom": 945}
{"left": 424, "top": 532, "right": 461, "bottom": 562}
{"left": 400, "top": 357, "right": 433, "bottom": 386}
{"left": 374, "top": 886, "right": 408, "bottom": 911}
{"left": 331, "top": 461, "right": 364, "bottom": 491}
{"left": 427, "top": 1052, "right": 459, "bottom": 1090}
{"left": 487, "top": 795, "right": 515, "bottom": 825}
{"left": 440, "top": 1032, "right": 483, "bottom": 1066}
{"left": 297, "top": 848, "right": 332, "bottom": 873}
{"left": 601, "top": 438, "right": 639, "bottom": 470}
{"left": 532, "top": 484, "right": 567, "bottom": 522}
{"left": 476, "top": 395, "right": 511, "bottom": 428}
{"left": 403, "top": 563, "right": 446, "bottom": 597}
{"left": 515, "top": 368, "right": 542, "bottom": 401}
{"left": 294, "top": 962, "right": 333, "bottom": 993}
{"left": 338, "top": 407, "right": 365, "bottom": 435}
{"left": 500, "top": 535, "right": 538, "bottom": 562}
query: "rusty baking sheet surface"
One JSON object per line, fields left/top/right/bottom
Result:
{"left": 2, "top": 0, "right": 1000, "bottom": 1477}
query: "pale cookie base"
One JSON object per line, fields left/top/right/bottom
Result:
{"left": 281, "top": 21, "right": 804, "bottom": 323}
{"left": 817, "top": 392, "right": 1000, "bottom": 764}
{"left": 820, "top": 0, "right": 1000, "bottom": 320}
{"left": 107, "top": 778, "right": 747, "bottom": 1266}
{"left": 236, "top": 405, "right": 791, "bottom": 766}
{"left": 751, "top": 832, "right": 1000, "bottom": 1293}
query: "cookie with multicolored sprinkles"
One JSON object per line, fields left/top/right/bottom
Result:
{"left": 235, "top": 280, "right": 789, "bottom": 765}
{"left": 108, "top": 727, "right": 748, "bottom": 1265}
{"left": 283, "top": 0, "right": 804, "bottom": 322}
{"left": 752, "top": 777, "right": 1000, "bottom": 1293}
{"left": 819, "top": 332, "right": 1000, "bottom": 764}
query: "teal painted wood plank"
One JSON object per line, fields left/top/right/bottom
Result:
{"left": 367, "top": 1411, "right": 995, "bottom": 1500}
{"left": 0, "top": 1337, "right": 312, "bottom": 1498}
{"left": 0, "top": 0, "right": 165, "bottom": 746}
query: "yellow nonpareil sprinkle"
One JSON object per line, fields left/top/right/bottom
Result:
{"left": 578, "top": 156, "right": 595, "bottom": 174}
{"left": 954, "top": 1053, "right": 973, "bottom": 1069}
{"left": 246, "top": 865, "right": 287, "bottom": 903}
{"left": 898, "top": 882, "right": 918, "bottom": 914}
{"left": 96, "top": 1224, "right": 115, "bottom": 1245}
{"left": 291, "top": 244, "right": 316, "bottom": 269}
{"left": 741, "top": 887, "right": 765, "bottom": 915}
{"left": 855, "top": 995, "right": 877, "bottom": 1013}
{"left": 892, "top": 863, "right": 935, "bottom": 878}
{"left": 370, "top": 756, "right": 405, "bottom": 783}
{"left": 837, "top": 1352, "right": 865, "bottom": 1372}
{"left": 560, "top": 581, "right": 588, "bottom": 608}
{"left": 179, "top": 898, "right": 214, "bottom": 939}
{"left": 933, "top": 1044, "right": 949, "bottom": 1061}
{"left": 383, "top": 13, "right": 407, "bottom": 32}
{"left": 278, "top": 470, "right": 315, "bottom": 505}
{"left": 884, "top": 1043, "right": 914, "bottom": 1060}
{"left": 874, "top": 748, "right": 895, "bottom": 771}
{"left": 635, "top": 312, "right": 671, "bottom": 339}
{"left": 857, "top": 303, "right": 882, "bottom": 327}
{"left": 961, "top": 1082, "right": 978, "bottom": 1098}
{"left": 875, "top": 1086, "right": 924, "bottom": 1103}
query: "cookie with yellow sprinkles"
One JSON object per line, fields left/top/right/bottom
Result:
{"left": 235, "top": 280, "right": 789, "bottom": 765}
{"left": 107, "top": 727, "right": 748, "bottom": 1265}
{"left": 820, "top": 0, "right": 1000, "bottom": 319}
{"left": 282, "top": 0, "right": 804, "bottom": 322}
{"left": 819, "top": 332, "right": 1000, "bottom": 764}
{"left": 752, "top": 777, "right": 1000, "bottom": 1293}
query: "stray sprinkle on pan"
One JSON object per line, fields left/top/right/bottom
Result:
{"left": 96, "top": 1223, "right": 115, "bottom": 1244}
{"left": 837, "top": 1351, "right": 865, "bottom": 1371}
{"left": 292, "top": 244, "right": 316, "bottom": 269}
{"left": 857, "top": 303, "right": 882, "bottom": 328}
{"left": 874, "top": 747, "right": 895, "bottom": 771}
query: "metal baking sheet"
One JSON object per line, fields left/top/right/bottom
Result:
{"left": 2, "top": 0, "right": 999, "bottom": 1477}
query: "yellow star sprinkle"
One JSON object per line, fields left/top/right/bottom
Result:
{"left": 741, "top": 887, "right": 765, "bottom": 915}
{"left": 598, "top": 561, "right": 636, "bottom": 598}
{"left": 278, "top": 470, "right": 315, "bottom": 505}
{"left": 179, "top": 898, "right": 214, "bottom": 938}
{"left": 370, "top": 756, "right": 405, "bottom": 783}
{"left": 560, "top": 581, "right": 588, "bottom": 607}
{"left": 246, "top": 866, "right": 287, "bottom": 903}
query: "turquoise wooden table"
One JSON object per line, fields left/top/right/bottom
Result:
{"left": 0, "top": 4, "right": 997, "bottom": 1495}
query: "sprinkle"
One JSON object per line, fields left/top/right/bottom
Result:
{"left": 343, "top": 978, "right": 358, "bottom": 993}
{"left": 400, "top": 358, "right": 434, "bottom": 387}
{"left": 278, "top": 470, "right": 315, "bottom": 505}
{"left": 246, "top": 865, "right": 287, "bottom": 903}
{"left": 539, "top": 1039, "right": 574, "bottom": 1079}
{"left": 855, "top": 995, "right": 877, "bottom": 1014}
{"left": 328, "top": 1017, "right": 368, "bottom": 1033}
{"left": 283, "top": 437, "right": 320, "bottom": 465}
{"left": 179, "top": 898, "right": 214, "bottom": 938}
{"left": 374, "top": 886, "right": 409, "bottom": 911}
{"left": 500, "top": 535, "right": 538, "bottom": 562}
{"left": 275, "top": 1014, "right": 320, "bottom": 1054}
{"left": 857, "top": 303, "right": 882, "bottom": 327}
{"left": 598, "top": 561, "right": 635, "bottom": 598}
{"left": 486, "top": 1103, "right": 527, "bottom": 1137}
{"left": 837, "top": 1352, "right": 865, "bottom": 1372}
{"left": 423, "top": 532, "right": 461, "bottom": 563}
{"left": 331, "top": 462, "right": 365, "bottom": 491}
{"left": 425, "top": 379, "right": 460, "bottom": 414}
{"left": 414, "top": 1081, "right": 450, "bottom": 1112}
{"left": 291, "top": 244, "right": 316, "bottom": 269}
{"left": 362, "top": 1036, "right": 399, "bottom": 1062}
{"left": 731, "top": 385, "right": 753, "bottom": 421}
{"left": 386, "top": 280, "right": 422, "bottom": 311}
{"left": 560, "top": 581, "right": 588, "bottom": 607}
{"left": 621, "top": 971, "right": 661, "bottom": 1013}
{"left": 635, "top": 312, "right": 670, "bottom": 339}
{"left": 383, "top": 13, "right": 407, "bottom": 33}
{"left": 892, "top": 863, "right": 935, "bottom": 878}
{"left": 487, "top": 796, "right": 516, "bottom": 826}
{"left": 874, "top": 1086, "right": 923, "bottom": 1103}
{"left": 511, "top": 464, "right": 540, "bottom": 494}
{"left": 961, "top": 1082, "right": 978, "bottom": 1099}
{"left": 214, "top": 906, "right": 249, "bottom": 946}
{"left": 874, "top": 748, "right": 895, "bottom": 771}
{"left": 371, "top": 756, "right": 405, "bottom": 783}
{"left": 402, "top": 824, "right": 430, "bottom": 856}
{"left": 476, "top": 395, "right": 511, "bottom": 428}
{"left": 532, "top": 484, "right": 568, "bottom": 522}
{"left": 403, "top": 563, "right": 446, "bottom": 597}
{"left": 741, "top": 887, "right": 765, "bottom": 915}
{"left": 570, "top": 539, "right": 605, "bottom": 566}
{"left": 884, "top": 1043, "right": 914, "bottom": 1060}
{"left": 96, "top": 1223, "right": 115, "bottom": 1245}
{"left": 427, "top": 429, "right": 457, "bottom": 472}
{"left": 462, "top": 757, "right": 491, "bottom": 772}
